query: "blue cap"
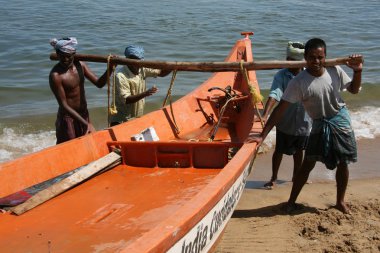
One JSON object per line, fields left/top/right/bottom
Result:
{"left": 124, "top": 45, "right": 144, "bottom": 59}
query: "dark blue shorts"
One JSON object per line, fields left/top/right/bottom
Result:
{"left": 275, "top": 130, "right": 308, "bottom": 155}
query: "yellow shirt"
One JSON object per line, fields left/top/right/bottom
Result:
{"left": 110, "top": 66, "right": 160, "bottom": 123}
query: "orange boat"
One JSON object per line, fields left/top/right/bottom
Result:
{"left": 0, "top": 32, "right": 263, "bottom": 253}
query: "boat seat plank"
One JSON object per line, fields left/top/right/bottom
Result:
{"left": 107, "top": 141, "right": 242, "bottom": 169}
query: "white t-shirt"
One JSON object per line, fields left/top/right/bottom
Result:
{"left": 282, "top": 66, "right": 352, "bottom": 119}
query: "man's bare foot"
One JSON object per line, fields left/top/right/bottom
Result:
{"left": 333, "top": 202, "right": 350, "bottom": 214}
{"left": 264, "top": 181, "right": 275, "bottom": 190}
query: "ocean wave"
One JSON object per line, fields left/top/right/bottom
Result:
{"left": 351, "top": 106, "right": 380, "bottom": 139}
{"left": 260, "top": 105, "right": 380, "bottom": 152}
{"left": 0, "top": 128, "right": 55, "bottom": 163}
{"left": 0, "top": 106, "right": 379, "bottom": 164}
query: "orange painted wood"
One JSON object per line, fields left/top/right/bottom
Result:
{"left": 11, "top": 151, "right": 121, "bottom": 215}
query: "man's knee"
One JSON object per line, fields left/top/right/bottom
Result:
{"left": 301, "top": 159, "right": 316, "bottom": 173}
{"left": 337, "top": 162, "right": 348, "bottom": 170}
{"left": 336, "top": 162, "right": 349, "bottom": 176}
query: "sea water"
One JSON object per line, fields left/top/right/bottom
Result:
{"left": 0, "top": 0, "right": 379, "bottom": 163}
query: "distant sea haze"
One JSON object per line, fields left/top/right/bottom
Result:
{"left": 0, "top": 0, "right": 379, "bottom": 162}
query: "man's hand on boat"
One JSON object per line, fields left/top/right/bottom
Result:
{"left": 245, "top": 134, "right": 264, "bottom": 146}
{"left": 86, "top": 123, "right": 96, "bottom": 134}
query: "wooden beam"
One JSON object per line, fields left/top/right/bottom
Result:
{"left": 11, "top": 151, "right": 121, "bottom": 215}
{"left": 50, "top": 53, "right": 363, "bottom": 72}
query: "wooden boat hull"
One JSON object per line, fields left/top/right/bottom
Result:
{"left": 0, "top": 33, "right": 262, "bottom": 252}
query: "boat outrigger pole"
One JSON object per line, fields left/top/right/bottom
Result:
{"left": 50, "top": 54, "right": 363, "bottom": 72}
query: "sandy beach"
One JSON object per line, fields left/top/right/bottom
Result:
{"left": 215, "top": 138, "right": 380, "bottom": 252}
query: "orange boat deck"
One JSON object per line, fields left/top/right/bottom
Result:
{"left": 1, "top": 165, "right": 222, "bottom": 252}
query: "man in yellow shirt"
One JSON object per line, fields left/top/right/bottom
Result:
{"left": 110, "top": 45, "right": 171, "bottom": 126}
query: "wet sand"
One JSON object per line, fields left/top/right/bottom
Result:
{"left": 215, "top": 137, "right": 380, "bottom": 252}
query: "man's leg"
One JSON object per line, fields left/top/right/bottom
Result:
{"left": 335, "top": 162, "right": 350, "bottom": 213}
{"left": 292, "top": 150, "right": 303, "bottom": 181}
{"left": 264, "top": 150, "right": 283, "bottom": 188}
{"left": 287, "top": 159, "right": 316, "bottom": 206}
{"left": 271, "top": 150, "right": 283, "bottom": 182}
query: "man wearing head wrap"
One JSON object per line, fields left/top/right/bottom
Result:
{"left": 50, "top": 37, "right": 78, "bottom": 54}
{"left": 109, "top": 45, "right": 171, "bottom": 125}
{"left": 286, "top": 41, "right": 305, "bottom": 61}
{"left": 49, "top": 37, "right": 115, "bottom": 144}
{"left": 261, "top": 41, "right": 312, "bottom": 189}
{"left": 124, "top": 45, "right": 145, "bottom": 60}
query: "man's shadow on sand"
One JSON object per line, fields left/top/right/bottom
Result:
{"left": 233, "top": 180, "right": 320, "bottom": 217}
{"left": 232, "top": 203, "right": 319, "bottom": 218}
{"left": 245, "top": 179, "right": 289, "bottom": 189}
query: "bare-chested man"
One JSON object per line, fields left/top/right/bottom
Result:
{"left": 49, "top": 37, "right": 114, "bottom": 144}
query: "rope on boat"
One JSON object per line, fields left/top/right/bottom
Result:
{"left": 240, "top": 61, "right": 265, "bottom": 128}
{"left": 163, "top": 70, "right": 180, "bottom": 134}
{"left": 107, "top": 55, "right": 117, "bottom": 127}
{"left": 163, "top": 70, "right": 176, "bottom": 107}
{"left": 208, "top": 95, "right": 235, "bottom": 142}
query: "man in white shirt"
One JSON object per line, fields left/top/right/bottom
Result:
{"left": 249, "top": 38, "right": 363, "bottom": 213}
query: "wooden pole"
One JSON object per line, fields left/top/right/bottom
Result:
{"left": 50, "top": 53, "right": 363, "bottom": 72}
{"left": 11, "top": 151, "right": 121, "bottom": 215}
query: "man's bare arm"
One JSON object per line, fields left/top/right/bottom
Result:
{"left": 125, "top": 86, "right": 158, "bottom": 104}
{"left": 158, "top": 69, "right": 171, "bottom": 77}
{"left": 346, "top": 54, "right": 363, "bottom": 94}
{"left": 247, "top": 99, "right": 291, "bottom": 145}
{"left": 81, "top": 61, "right": 115, "bottom": 88}
{"left": 261, "top": 97, "right": 278, "bottom": 121}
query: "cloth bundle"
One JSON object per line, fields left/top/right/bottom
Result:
{"left": 286, "top": 41, "right": 305, "bottom": 60}
{"left": 50, "top": 37, "right": 78, "bottom": 54}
